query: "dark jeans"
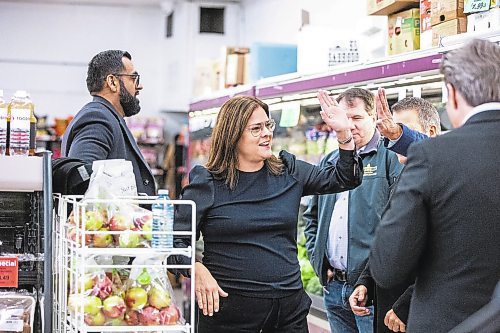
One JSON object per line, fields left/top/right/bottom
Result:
{"left": 197, "top": 289, "right": 312, "bottom": 333}
{"left": 324, "top": 279, "right": 374, "bottom": 333}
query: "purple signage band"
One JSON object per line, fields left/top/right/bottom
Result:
{"left": 189, "top": 87, "right": 255, "bottom": 111}
{"left": 256, "top": 53, "right": 443, "bottom": 98}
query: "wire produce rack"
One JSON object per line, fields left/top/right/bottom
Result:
{"left": 53, "top": 195, "right": 196, "bottom": 333}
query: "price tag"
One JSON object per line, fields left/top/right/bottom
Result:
{"left": 0, "top": 257, "right": 19, "bottom": 288}
{"left": 464, "top": 0, "right": 490, "bottom": 13}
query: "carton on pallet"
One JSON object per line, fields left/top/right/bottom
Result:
{"left": 388, "top": 8, "right": 421, "bottom": 55}
{"left": 368, "top": 0, "right": 420, "bottom": 15}
{"left": 431, "top": 0, "right": 466, "bottom": 25}
{"left": 467, "top": 7, "right": 500, "bottom": 32}
{"left": 432, "top": 17, "right": 467, "bottom": 46}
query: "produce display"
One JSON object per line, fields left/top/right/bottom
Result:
{"left": 67, "top": 256, "right": 183, "bottom": 327}
{"left": 66, "top": 204, "right": 153, "bottom": 248}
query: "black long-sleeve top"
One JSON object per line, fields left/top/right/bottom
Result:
{"left": 171, "top": 149, "right": 362, "bottom": 298}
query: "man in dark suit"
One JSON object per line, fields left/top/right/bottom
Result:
{"left": 369, "top": 39, "right": 500, "bottom": 333}
{"left": 61, "top": 50, "right": 155, "bottom": 195}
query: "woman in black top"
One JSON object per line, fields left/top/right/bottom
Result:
{"left": 173, "top": 93, "right": 363, "bottom": 332}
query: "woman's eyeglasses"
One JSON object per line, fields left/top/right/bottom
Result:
{"left": 246, "top": 119, "right": 276, "bottom": 137}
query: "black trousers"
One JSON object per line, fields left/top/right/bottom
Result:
{"left": 197, "top": 289, "right": 312, "bottom": 333}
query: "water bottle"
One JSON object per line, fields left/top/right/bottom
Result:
{"left": 0, "top": 90, "right": 7, "bottom": 156}
{"left": 7, "top": 90, "right": 34, "bottom": 156}
{"left": 152, "top": 190, "right": 174, "bottom": 249}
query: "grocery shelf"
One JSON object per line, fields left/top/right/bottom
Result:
{"left": 189, "top": 29, "right": 500, "bottom": 111}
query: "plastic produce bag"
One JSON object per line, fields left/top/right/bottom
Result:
{"left": 85, "top": 159, "right": 138, "bottom": 199}
{"left": 67, "top": 255, "right": 184, "bottom": 327}
{"left": 123, "top": 255, "right": 184, "bottom": 326}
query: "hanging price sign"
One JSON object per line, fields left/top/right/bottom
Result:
{"left": 464, "top": 0, "right": 490, "bottom": 13}
{"left": 0, "top": 257, "right": 19, "bottom": 288}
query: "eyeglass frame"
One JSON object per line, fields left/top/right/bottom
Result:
{"left": 113, "top": 73, "right": 140, "bottom": 88}
{"left": 245, "top": 119, "right": 276, "bottom": 137}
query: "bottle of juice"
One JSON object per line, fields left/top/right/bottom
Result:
{"left": 0, "top": 90, "right": 7, "bottom": 156}
{"left": 7, "top": 90, "right": 34, "bottom": 156}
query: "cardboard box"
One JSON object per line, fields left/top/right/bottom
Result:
{"left": 224, "top": 47, "right": 249, "bottom": 87}
{"left": 368, "top": 0, "right": 420, "bottom": 15}
{"left": 432, "top": 18, "right": 467, "bottom": 46}
{"left": 431, "top": 0, "right": 465, "bottom": 25}
{"left": 421, "top": 0, "right": 433, "bottom": 32}
{"left": 464, "top": 0, "right": 494, "bottom": 13}
{"left": 467, "top": 7, "right": 500, "bottom": 31}
{"left": 388, "top": 8, "right": 421, "bottom": 55}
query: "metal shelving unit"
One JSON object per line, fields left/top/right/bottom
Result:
{"left": 0, "top": 151, "right": 53, "bottom": 333}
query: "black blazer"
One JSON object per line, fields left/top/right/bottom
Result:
{"left": 369, "top": 108, "right": 500, "bottom": 333}
{"left": 62, "top": 96, "right": 155, "bottom": 196}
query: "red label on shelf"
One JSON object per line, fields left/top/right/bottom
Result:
{"left": 0, "top": 257, "right": 19, "bottom": 288}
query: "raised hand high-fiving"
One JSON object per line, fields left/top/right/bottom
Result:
{"left": 318, "top": 90, "right": 351, "bottom": 132}
{"left": 318, "top": 90, "right": 354, "bottom": 149}
{"left": 375, "top": 88, "right": 402, "bottom": 140}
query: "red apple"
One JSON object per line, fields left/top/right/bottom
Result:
{"left": 125, "top": 287, "right": 148, "bottom": 310}
{"left": 124, "top": 310, "right": 140, "bottom": 325}
{"left": 91, "top": 275, "right": 113, "bottom": 300}
{"left": 67, "top": 227, "right": 92, "bottom": 246}
{"left": 106, "top": 317, "right": 126, "bottom": 326}
{"left": 84, "top": 310, "right": 106, "bottom": 326}
{"left": 160, "top": 305, "right": 180, "bottom": 325}
{"left": 119, "top": 231, "right": 141, "bottom": 248}
{"left": 138, "top": 306, "right": 161, "bottom": 326}
{"left": 83, "top": 296, "right": 102, "bottom": 315}
{"left": 93, "top": 228, "right": 113, "bottom": 248}
{"left": 148, "top": 287, "right": 171, "bottom": 310}
{"left": 102, "top": 295, "right": 126, "bottom": 319}
{"left": 108, "top": 214, "right": 131, "bottom": 231}
{"left": 85, "top": 211, "right": 105, "bottom": 231}
{"left": 141, "top": 220, "right": 153, "bottom": 241}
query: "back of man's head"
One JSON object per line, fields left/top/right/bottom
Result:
{"left": 440, "top": 39, "right": 500, "bottom": 107}
{"left": 336, "top": 87, "right": 375, "bottom": 116}
{"left": 392, "top": 97, "right": 441, "bottom": 135}
{"left": 86, "top": 50, "right": 131, "bottom": 94}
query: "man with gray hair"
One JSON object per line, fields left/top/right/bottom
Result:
{"left": 369, "top": 39, "right": 500, "bottom": 332}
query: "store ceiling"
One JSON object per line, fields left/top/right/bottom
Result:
{"left": 0, "top": 0, "right": 242, "bottom": 7}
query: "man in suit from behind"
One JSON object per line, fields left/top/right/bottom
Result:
{"left": 369, "top": 38, "right": 500, "bottom": 333}
{"left": 61, "top": 50, "right": 155, "bottom": 196}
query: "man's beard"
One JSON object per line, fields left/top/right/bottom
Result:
{"left": 119, "top": 80, "right": 141, "bottom": 117}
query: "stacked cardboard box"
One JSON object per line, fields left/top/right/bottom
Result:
{"left": 368, "top": 0, "right": 420, "bottom": 15}
{"left": 465, "top": 0, "right": 499, "bottom": 32}
{"left": 224, "top": 47, "right": 249, "bottom": 88}
{"left": 367, "top": 0, "right": 421, "bottom": 55}
{"left": 431, "top": 0, "right": 467, "bottom": 46}
{"left": 388, "top": 8, "right": 421, "bottom": 54}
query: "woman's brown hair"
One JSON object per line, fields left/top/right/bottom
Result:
{"left": 205, "top": 96, "right": 284, "bottom": 190}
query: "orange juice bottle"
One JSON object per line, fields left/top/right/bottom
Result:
{"left": 7, "top": 90, "right": 34, "bottom": 156}
{"left": 0, "top": 90, "right": 7, "bottom": 156}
